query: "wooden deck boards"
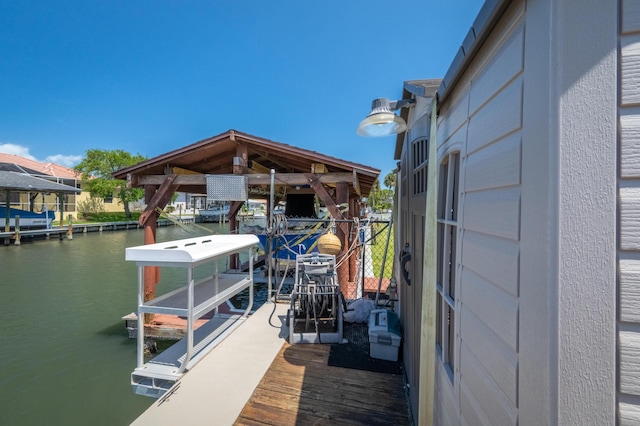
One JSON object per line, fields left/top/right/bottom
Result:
{"left": 234, "top": 342, "right": 412, "bottom": 425}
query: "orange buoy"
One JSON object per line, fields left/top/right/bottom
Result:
{"left": 317, "top": 231, "right": 342, "bottom": 255}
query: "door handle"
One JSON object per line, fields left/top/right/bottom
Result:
{"left": 400, "top": 243, "right": 411, "bottom": 286}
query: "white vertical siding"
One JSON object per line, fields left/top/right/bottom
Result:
{"left": 434, "top": 361, "right": 459, "bottom": 425}
{"left": 460, "top": 307, "right": 518, "bottom": 405}
{"left": 620, "top": 331, "right": 640, "bottom": 396}
{"left": 620, "top": 260, "right": 640, "bottom": 323}
{"left": 623, "top": 0, "right": 640, "bottom": 34}
{"left": 620, "top": 1, "right": 640, "bottom": 423}
{"left": 433, "top": 83, "right": 471, "bottom": 423}
{"left": 459, "top": 341, "right": 518, "bottom": 425}
{"left": 437, "top": 89, "right": 470, "bottom": 148}
{"left": 518, "top": 0, "right": 618, "bottom": 421}
{"left": 620, "top": 111, "right": 640, "bottom": 177}
{"left": 464, "top": 132, "right": 521, "bottom": 193}
{"left": 467, "top": 75, "right": 523, "bottom": 154}
{"left": 555, "top": 0, "right": 618, "bottom": 418}
{"left": 461, "top": 231, "right": 519, "bottom": 298}
{"left": 405, "top": 0, "right": 618, "bottom": 422}
{"left": 621, "top": 34, "right": 640, "bottom": 105}
{"left": 620, "top": 402, "right": 640, "bottom": 426}
{"left": 460, "top": 269, "right": 518, "bottom": 351}
{"left": 620, "top": 187, "right": 640, "bottom": 250}
{"left": 460, "top": 385, "right": 492, "bottom": 426}
{"left": 463, "top": 188, "right": 520, "bottom": 240}
{"left": 433, "top": 1, "right": 525, "bottom": 424}
{"left": 468, "top": 24, "right": 524, "bottom": 116}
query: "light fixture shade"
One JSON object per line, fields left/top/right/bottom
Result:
{"left": 357, "top": 113, "right": 407, "bottom": 137}
{"left": 357, "top": 98, "right": 408, "bottom": 137}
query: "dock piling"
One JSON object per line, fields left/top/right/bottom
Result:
{"left": 14, "top": 215, "right": 20, "bottom": 245}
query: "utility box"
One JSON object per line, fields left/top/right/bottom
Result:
{"left": 368, "top": 309, "right": 402, "bottom": 362}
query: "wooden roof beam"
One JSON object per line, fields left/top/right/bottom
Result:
{"left": 311, "top": 163, "right": 327, "bottom": 174}
{"left": 252, "top": 151, "right": 292, "bottom": 171}
{"left": 306, "top": 173, "right": 349, "bottom": 238}
{"left": 249, "top": 160, "right": 271, "bottom": 174}
{"left": 134, "top": 173, "right": 356, "bottom": 187}
{"left": 234, "top": 143, "right": 248, "bottom": 174}
{"left": 165, "top": 166, "right": 201, "bottom": 175}
{"left": 352, "top": 169, "right": 361, "bottom": 196}
{"left": 138, "top": 175, "right": 179, "bottom": 226}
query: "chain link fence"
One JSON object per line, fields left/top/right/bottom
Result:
{"left": 341, "top": 218, "right": 394, "bottom": 304}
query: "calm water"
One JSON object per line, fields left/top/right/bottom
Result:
{"left": 0, "top": 221, "right": 266, "bottom": 425}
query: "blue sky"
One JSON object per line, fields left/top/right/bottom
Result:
{"left": 0, "top": 1, "right": 484, "bottom": 178}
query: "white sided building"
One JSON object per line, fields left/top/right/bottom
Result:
{"left": 385, "top": 0, "right": 634, "bottom": 424}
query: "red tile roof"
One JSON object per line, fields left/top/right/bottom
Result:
{"left": 0, "top": 153, "right": 82, "bottom": 179}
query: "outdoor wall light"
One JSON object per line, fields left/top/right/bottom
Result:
{"left": 356, "top": 98, "right": 415, "bottom": 137}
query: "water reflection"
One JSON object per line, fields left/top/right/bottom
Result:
{"left": 0, "top": 223, "right": 254, "bottom": 425}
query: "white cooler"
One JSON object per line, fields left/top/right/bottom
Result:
{"left": 368, "top": 309, "right": 402, "bottom": 361}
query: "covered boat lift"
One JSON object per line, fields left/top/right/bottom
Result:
{"left": 115, "top": 129, "right": 381, "bottom": 398}
{"left": 0, "top": 170, "right": 82, "bottom": 244}
{"left": 113, "top": 129, "right": 381, "bottom": 304}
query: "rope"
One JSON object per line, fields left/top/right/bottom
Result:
{"left": 335, "top": 218, "right": 365, "bottom": 269}
{"left": 281, "top": 220, "right": 325, "bottom": 256}
{"left": 154, "top": 207, "right": 217, "bottom": 234}
{"left": 265, "top": 213, "right": 287, "bottom": 237}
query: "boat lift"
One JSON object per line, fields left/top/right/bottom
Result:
{"left": 125, "top": 234, "right": 259, "bottom": 398}
{"left": 289, "top": 253, "right": 345, "bottom": 344}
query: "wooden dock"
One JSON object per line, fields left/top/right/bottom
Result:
{"left": 234, "top": 342, "right": 411, "bottom": 426}
{"left": 0, "top": 219, "right": 179, "bottom": 245}
{"left": 131, "top": 302, "right": 411, "bottom": 426}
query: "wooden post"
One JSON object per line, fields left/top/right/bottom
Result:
{"left": 349, "top": 196, "right": 358, "bottom": 292}
{"left": 143, "top": 185, "right": 159, "bottom": 324}
{"left": 143, "top": 222, "right": 158, "bottom": 297}
{"left": 58, "top": 192, "right": 65, "bottom": 240}
{"left": 336, "top": 182, "right": 350, "bottom": 295}
{"left": 418, "top": 96, "right": 438, "bottom": 426}
{"left": 4, "top": 193, "right": 10, "bottom": 246}
{"left": 14, "top": 215, "right": 20, "bottom": 245}
{"left": 67, "top": 214, "right": 73, "bottom": 239}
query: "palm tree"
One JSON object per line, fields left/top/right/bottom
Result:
{"left": 383, "top": 172, "right": 396, "bottom": 191}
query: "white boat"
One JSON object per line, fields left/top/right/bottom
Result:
{"left": 198, "top": 203, "right": 230, "bottom": 222}
{"left": 0, "top": 207, "right": 53, "bottom": 230}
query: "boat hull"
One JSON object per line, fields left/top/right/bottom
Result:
{"left": 0, "top": 207, "right": 54, "bottom": 230}
{"left": 199, "top": 209, "right": 229, "bottom": 222}
{"left": 257, "top": 232, "right": 323, "bottom": 261}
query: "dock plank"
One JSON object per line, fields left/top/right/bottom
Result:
{"left": 234, "top": 342, "right": 411, "bottom": 426}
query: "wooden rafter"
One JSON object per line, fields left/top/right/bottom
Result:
{"left": 134, "top": 173, "right": 356, "bottom": 188}
{"left": 112, "top": 130, "right": 380, "bottom": 198}
{"left": 249, "top": 160, "right": 271, "bottom": 174}
{"left": 250, "top": 150, "right": 291, "bottom": 171}
{"left": 352, "top": 169, "right": 361, "bottom": 196}
{"left": 234, "top": 143, "right": 248, "bottom": 174}
{"left": 305, "top": 173, "right": 349, "bottom": 238}
{"left": 138, "top": 175, "right": 179, "bottom": 226}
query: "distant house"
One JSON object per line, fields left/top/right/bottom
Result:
{"left": 0, "top": 153, "right": 123, "bottom": 221}
{"left": 391, "top": 0, "right": 626, "bottom": 424}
